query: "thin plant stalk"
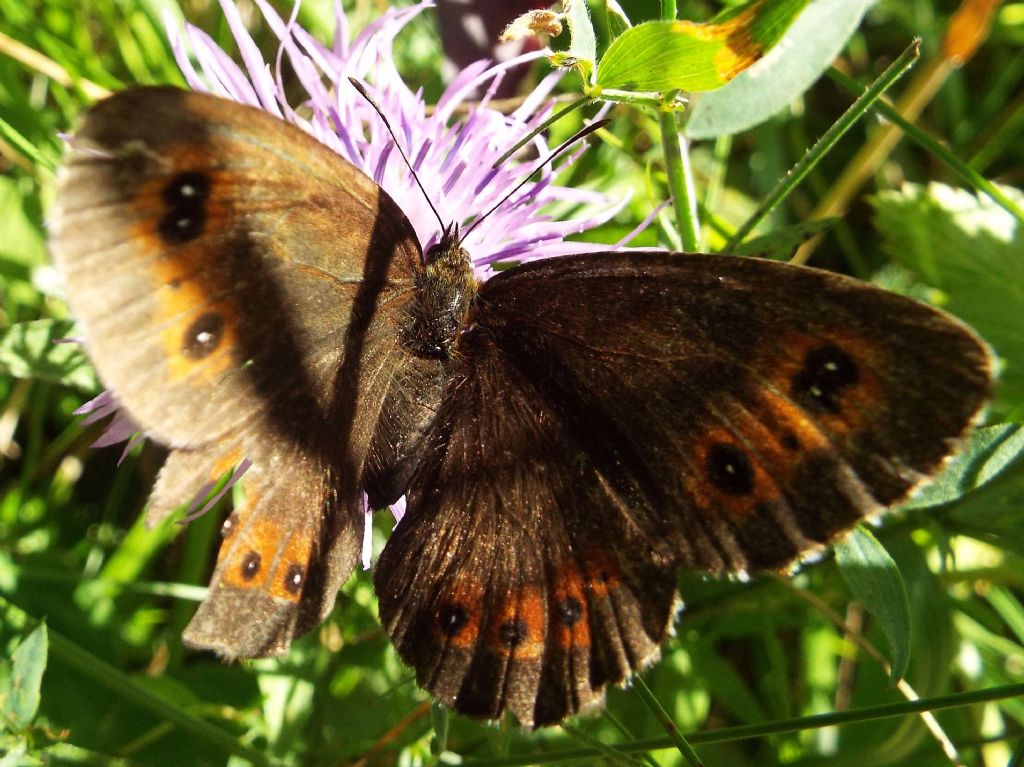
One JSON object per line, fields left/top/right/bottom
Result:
{"left": 826, "top": 66, "right": 1024, "bottom": 224}
{"left": 724, "top": 39, "right": 921, "bottom": 254}
{"left": 631, "top": 675, "right": 705, "bottom": 767}
{"left": 459, "top": 683, "right": 1024, "bottom": 767}
{"left": 793, "top": 52, "right": 959, "bottom": 265}
{"left": 660, "top": 105, "right": 701, "bottom": 251}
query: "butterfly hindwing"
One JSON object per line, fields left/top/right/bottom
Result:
{"left": 375, "top": 341, "right": 680, "bottom": 726}
{"left": 180, "top": 431, "right": 365, "bottom": 659}
{"left": 375, "top": 251, "right": 990, "bottom": 725}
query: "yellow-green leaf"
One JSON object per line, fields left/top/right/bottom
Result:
{"left": 596, "top": 0, "right": 809, "bottom": 93}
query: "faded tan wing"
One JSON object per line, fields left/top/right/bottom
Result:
{"left": 51, "top": 86, "right": 426, "bottom": 657}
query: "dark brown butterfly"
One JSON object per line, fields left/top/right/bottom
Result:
{"left": 51, "top": 86, "right": 991, "bottom": 728}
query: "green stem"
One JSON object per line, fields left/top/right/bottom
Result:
{"left": 631, "top": 676, "right": 705, "bottom": 767}
{"left": 725, "top": 39, "right": 921, "bottom": 253}
{"left": 826, "top": 66, "right": 1024, "bottom": 226}
{"left": 661, "top": 0, "right": 677, "bottom": 20}
{"left": 660, "top": 105, "right": 701, "bottom": 251}
{"left": 460, "top": 683, "right": 1024, "bottom": 767}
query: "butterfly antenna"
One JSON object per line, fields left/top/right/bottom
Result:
{"left": 461, "top": 118, "right": 609, "bottom": 241}
{"left": 348, "top": 77, "right": 446, "bottom": 234}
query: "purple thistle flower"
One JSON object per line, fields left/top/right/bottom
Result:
{"left": 166, "top": 0, "right": 628, "bottom": 278}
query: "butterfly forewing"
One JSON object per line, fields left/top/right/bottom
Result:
{"left": 376, "top": 251, "right": 990, "bottom": 725}
{"left": 51, "top": 87, "right": 422, "bottom": 447}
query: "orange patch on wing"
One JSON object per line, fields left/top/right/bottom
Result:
{"left": 220, "top": 508, "right": 280, "bottom": 590}
{"left": 267, "top": 529, "right": 314, "bottom": 602}
{"left": 551, "top": 565, "right": 591, "bottom": 650}
{"left": 752, "top": 389, "right": 833, "bottom": 456}
{"left": 216, "top": 482, "right": 261, "bottom": 550}
{"left": 759, "top": 330, "right": 885, "bottom": 437}
{"left": 687, "top": 427, "right": 782, "bottom": 521}
{"left": 581, "top": 549, "right": 622, "bottom": 598}
{"left": 432, "top": 579, "right": 484, "bottom": 649}
{"left": 127, "top": 168, "right": 241, "bottom": 386}
{"left": 489, "top": 586, "right": 545, "bottom": 659}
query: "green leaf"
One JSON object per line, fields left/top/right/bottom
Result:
{"left": 601, "top": 0, "right": 632, "bottom": 39}
{"left": 2, "top": 623, "right": 48, "bottom": 729}
{"left": 872, "top": 182, "right": 1024, "bottom": 418}
{"left": 563, "top": 0, "right": 596, "bottom": 71}
{"left": 597, "top": 0, "right": 809, "bottom": 94}
{"left": 598, "top": 21, "right": 726, "bottom": 93}
{"left": 836, "top": 528, "right": 912, "bottom": 682}
{"left": 685, "top": 0, "right": 873, "bottom": 138}
{"left": 937, "top": 425, "right": 1024, "bottom": 551}
{"left": 0, "top": 319, "right": 99, "bottom": 392}
{"left": 0, "top": 115, "right": 51, "bottom": 171}
{"left": 906, "top": 424, "right": 1024, "bottom": 510}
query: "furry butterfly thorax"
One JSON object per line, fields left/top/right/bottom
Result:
{"left": 50, "top": 86, "right": 991, "bottom": 728}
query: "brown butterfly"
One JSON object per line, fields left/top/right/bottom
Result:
{"left": 51, "top": 86, "right": 991, "bottom": 728}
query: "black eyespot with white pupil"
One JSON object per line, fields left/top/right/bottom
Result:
{"left": 499, "top": 619, "right": 528, "bottom": 648}
{"left": 284, "top": 564, "right": 304, "bottom": 594}
{"left": 706, "top": 442, "right": 755, "bottom": 496}
{"left": 241, "top": 551, "right": 261, "bottom": 580}
{"left": 158, "top": 171, "right": 211, "bottom": 244}
{"left": 183, "top": 312, "right": 224, "bottom": 359}
{"left": 792, "top": 344, "right": 859, "bottom": 413}
{"left": 558, "top": 597, "right": 583, "bottom": 627}
{"left": 438, "top": 604, "right": 469, "bottom": 637}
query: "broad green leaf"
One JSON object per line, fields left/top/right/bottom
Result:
{"left": 2, "top": 623, "right": 48, "bottom": 729}
{"left": 872, "top": 182, "right": 1024, "bottom": 417}
{"left": 886, "top": 537, "right": 956, "bottom": 699}
{"left": 685, "top": 0, "right": 873, "bottom": 138}
{"left": 0, "top": 319, "right": 99, "bottom": 392}
{"left": 939, "top": 426, "right": 1024, "bottom": 549}
{"left": 836, "top": 527, "right": 912, "bottom": 682}
{"left": 906, "top": 424, "right": 1024, "bottom": 509}
{"left": 597, "top": 0, "right": 810, "bottom": 94}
